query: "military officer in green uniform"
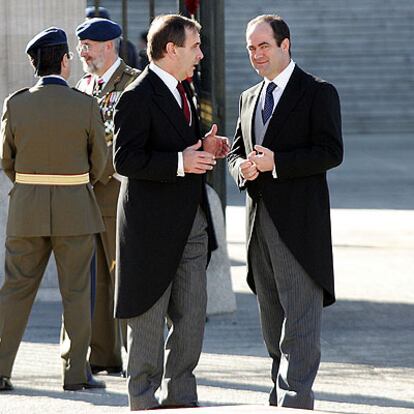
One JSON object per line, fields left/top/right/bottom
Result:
{"left": 0, "top": 27, "right": 107, "bottom": 391}
{"left": 74, "top": 18, "right": 140, "bottom": 375}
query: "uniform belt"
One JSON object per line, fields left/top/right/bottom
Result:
{"left": 15, "top": 172, "right": 90, "bottom": 185}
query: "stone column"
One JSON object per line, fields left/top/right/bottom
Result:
{"left": 206, "top": 185, "right": 236, "bottom": 315}
{"left": 0, "top": 0, "right": 86, "bottom": 292}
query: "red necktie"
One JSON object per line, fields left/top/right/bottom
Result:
{"left": 177, "top": 82, "right": 191, "bottom": 124}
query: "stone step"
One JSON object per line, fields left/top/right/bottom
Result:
{"left": 227, "top": 67, "right": 414, "bottom": 80}
{"left": 228, "top": 3, "right": 414, "bottom": 16}
{"left": 227, "top": 28, "right": 413, "bottom": 42}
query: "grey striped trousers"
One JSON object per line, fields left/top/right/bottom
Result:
{"left": 250, "top": 201, "right": 323, "bottom": 410}
{"left": 126, "top": 207, "right": 208, "bottom": 410}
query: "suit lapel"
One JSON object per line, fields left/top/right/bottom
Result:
{"left": 182, "top": 80, "right": 200, "bottom": 138}
{"left": 243, "top": 83, "right": 263, "bottom": 151}
{"left": 147, "top": 69, "right": 192, "bottom": 145}
{"left": 262, "top": 65, "right": 305, "bottom": 147}
{"left": 100, "top": 60, "right": 126, "bottom": 96}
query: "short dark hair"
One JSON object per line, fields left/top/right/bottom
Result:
{"left": 28, "top": 44, "right": 69, "bottom": 76}
{"left": 247, "top": 14, "right": 291, "bottom": 55}
{"left": 147, "top": 14, "right": 201, "bottom": 61}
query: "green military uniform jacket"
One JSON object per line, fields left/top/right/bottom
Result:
{"left": 1, "top": 79, "right": 107, "bottom": 237}
{"left": 77, "top": 60, "right": 140, "bottom": 217}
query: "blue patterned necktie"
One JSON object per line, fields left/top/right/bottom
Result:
{"left": 261, "top": 82, "right": 277, "bottom": 125}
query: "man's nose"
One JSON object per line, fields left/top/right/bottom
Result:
{"left": 253, "top": 50, "right": 262, "bottom": 60}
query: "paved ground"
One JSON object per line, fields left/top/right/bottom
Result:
{"left": 1, "top": 134, "right": 414, "bottom": 413}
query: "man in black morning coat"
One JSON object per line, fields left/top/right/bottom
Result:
{"left": 227, "top": 14, "right": 343, "bottom": 410}
{"left": 113, "top": 14, "right": 228, "bottom": 411}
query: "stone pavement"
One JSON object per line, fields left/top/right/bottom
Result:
{"left": 1, "top": 134, "right": 414, "bottom": 413}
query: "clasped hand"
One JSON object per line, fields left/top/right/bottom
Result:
{"left": 240, "top": 145, "right": 274, "bottom": 181}
{"left": 183, "top": 140, "right": 216, "bottom": 174}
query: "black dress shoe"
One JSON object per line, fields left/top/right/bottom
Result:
{"left": 90, "top": 364, "right": 123, "bottom": 375}
{"left": 63, "top": 376, "right": 106, "bottom": 391}
{"left": 0, "top": 376, "right": 13, "bottom": 391}
{"left": 160, "top": 403, "right": 199, "bottom": 409}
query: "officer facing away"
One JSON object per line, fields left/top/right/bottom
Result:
{"left": 0, "top": 27, "right": 107, "bottom": 392}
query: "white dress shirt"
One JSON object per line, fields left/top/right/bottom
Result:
{"left": 95, "top": 58, "right": 121, "bottom": 89}
{"left": 238, "top": 60, "right": 296, "bottom": 180}
{"left": 149, "top": 62, "right": 186, "bottom": 176}
{"left": 260, "top": 59, "right": 296, "bottom": 114}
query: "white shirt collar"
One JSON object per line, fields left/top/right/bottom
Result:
{"left": 96, "top": 57, "right": 121, "bottom": 86}
{"left": 264, "top": 59, "right": 296, "bottom": 90}
{"left": 149, "top": 62, "right": 179, "bottom": 95}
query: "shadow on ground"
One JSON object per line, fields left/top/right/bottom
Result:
{"left": 204, "top": 294, "right": 414, "bottom": 370}
{"left": 5, "top": 385, "right": 127, "bottom": 407}
{"left": 25, "top": 295, "right": 414, "bottom": 370}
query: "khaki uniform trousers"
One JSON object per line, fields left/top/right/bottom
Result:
{"left": 0, "top": 235, "right": 94, "bottom": 385}
{"left": 90, "top": 215, "right": 127, "bottom": 368}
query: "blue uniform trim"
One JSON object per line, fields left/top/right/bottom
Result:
{"left": 37, "top": 77, "right": 68, "bottom": 87}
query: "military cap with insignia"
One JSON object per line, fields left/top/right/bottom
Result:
{"left": 85, "top": 6, "right": 111, "bottom": 20}
{"left": 76, "top": 18, "right": 122, "bottom": 41}
{"left": 25, "top": 27, "right": 68, "bottom": 54}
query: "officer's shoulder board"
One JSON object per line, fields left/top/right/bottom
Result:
{"left": 8, "top": 87, "right": 30, "bottom": 100}
{"left": 80, "top": 73, "right": 93, "bottom": 81}
{"left": 77, "top": 73, "right": 93, "bottom": 88}
{"left": 124, "top": 66, "right": 140, "bottom": 78}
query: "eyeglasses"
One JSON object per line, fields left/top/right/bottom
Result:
{"left": 66, "top": 52, "right": 74, "bottom": 60}
{"left": 76, "top": 44, "right": 90, "bottom": 54}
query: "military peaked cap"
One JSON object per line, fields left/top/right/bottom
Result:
{"left": 76, "top": 18, "right": 122, "bottom": 41}
{"left": 25, "top": 27, "right": 67, "bottom": 54}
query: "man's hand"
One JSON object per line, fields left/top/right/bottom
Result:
{"left": 239, "top": 152, "right": 259, "bottom": 181}
{"left": 183, "top": 140, "right": 216, "bottom": 174}
{"left": 203, "top": 124, "right": 230, "bottom": 159}
{"left": 248, "top": 145, "right": 275, "bottom": 172}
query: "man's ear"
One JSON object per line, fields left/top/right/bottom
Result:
{"left": 61, "top": 53, "right": 70, "bottom": 74}
{"left": 106, "top": 40, "right": 113, "bottom": 52}
{"left": 281, "top": 38, "right": 290, "bottom": 52}
{"left": 165, "top": 41, "right": 176, "bottom": 57}
{"left": 61, "top": 54, "right": 69, "bottom": 70}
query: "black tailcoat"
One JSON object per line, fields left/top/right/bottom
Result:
{"left": 113, "top": 68, "right": 216, "bottom": 318}
{"left": 228, "top": 65, "right": 343, "bottom": 306}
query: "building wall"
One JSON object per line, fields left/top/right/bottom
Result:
{"left": 91, "top": 0, "right": 414, "bottom": 135}
{"left": 0, "top": 0, "right": 86, "bottom": 101}
{"left": 0, "top": 0, "right": 86, "bottom": 290}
